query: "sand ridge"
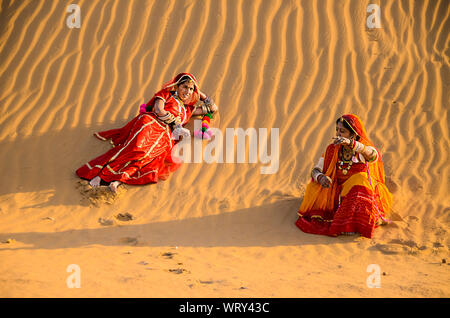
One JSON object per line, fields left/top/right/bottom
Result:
{"left": 0, "top": 0, "right": 449, "bottom": 297}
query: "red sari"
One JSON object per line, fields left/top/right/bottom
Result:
{"left": 76, "top": 73, "right": 200, "bottom": 185}
{"left": 295, "top": 114, "right": 393, "bottom": 238}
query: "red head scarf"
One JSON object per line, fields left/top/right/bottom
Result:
{"left": 144, "top": 73, "right": 201, "bottom": 112}
{"left": 160, "top": 72, "right": 200, "bottom": 106}
{"left": 340, "top": 114, "right": 372, "bottom": 146}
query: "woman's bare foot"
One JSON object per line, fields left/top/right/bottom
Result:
{"left": 89, "top": 176, "right": 101, "bottom": 188}
{"left": 109, "top": 181, "right": 121, "bottom": 193}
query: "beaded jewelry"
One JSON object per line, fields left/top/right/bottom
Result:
{"left": 338, "top": 147, "right": 355, "bottom": 175}
{"left": 194, "top": 113, "right": 213, "bottom": 140}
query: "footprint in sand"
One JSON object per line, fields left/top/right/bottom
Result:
{"left": 119, "top": 237, "right": 138, "bottom": 245}
{"left": 389, "top": 239, "right": 417, "bottom": 247}
{"left": 115, "top": 212, "right": 134, "bottom": 221}
{"left": 77, "top": 181, "right": 126, "bottom": 206}
{"left": 162, "top": 252, "right": 176, "bottom": 259}
{"left": 407, "top": 175, "right": 423, "bottom": 192}
{"left": 219, "top": 199, "right": 230, "bottom": 210}
{"left": 169, "top": 268, "right": 188, "bottom": 274}
{"left": 374, "top": 238, "right": 424, "bottom": 255}
{"left": 374, "top": 243, "right": 408, "bottom": 254}
{"left": 98, "top": 218, "right": 114, "bottom": 226}
{"left": 433, "top": 242, "right": 444, "bottom": 248}
{"left": 384, "top": 176, "right": 399, "bottom": 194}
{"left": 257, "top": 189, "right": 270, "bottom": 198}
{"left": 2, "top": 238, "right": 16, "bottom": 244}
{"left": 138, "top": 261, "right": 149, "bottom": 265}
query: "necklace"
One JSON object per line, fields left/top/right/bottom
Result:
{"left": 173, "top": 92, "right": 187, "bottom": 124}
{"left": 338, "top": 146, "right": 355, "bottom": 175}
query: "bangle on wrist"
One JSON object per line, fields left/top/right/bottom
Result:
{"left": 353, "top": 140, "right": 365, "bottom": 153}
{"left": 311, "top": 168, "right": 322, "bottom": 182}
{"left": 317, "top": 173, "right": 325, "bottom": 183}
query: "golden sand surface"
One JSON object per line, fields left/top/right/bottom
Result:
{"left": 0, "top": 0, "right": 448, "bottom": 297}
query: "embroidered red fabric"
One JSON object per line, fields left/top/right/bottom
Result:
{"left": 76, "top": 73, "right": 199, "bottom": 185}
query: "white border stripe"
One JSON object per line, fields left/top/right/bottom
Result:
{"left": 108, "top": 116, "right": 156, "bottom": 163}
{"left": 94, "top": 132, "right": 107, "bottom": 141}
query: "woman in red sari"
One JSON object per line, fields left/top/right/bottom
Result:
{"left": 76, "top": 73, "right": 218, "bottom": 192}
{"left": 295, "top": 114, "right": 393, "bottom": 238}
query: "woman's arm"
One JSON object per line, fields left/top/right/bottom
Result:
{"left": 199, "top": 90, "right": 208, "bottom": 101}
{"left": 193, "top": 91, "right": 218, "bottom": 115}
{"left": 192, "top": 106, "right": 205, "bottom": 116}
{"left": 154, "top": 98, "right": 168, "bottom": 117}
{"left": 350, "top": 139, "right": 378, "bottom": 162}
{"left": 310, "top": 156, "right": 332, "bottom": 188}
{"left": 359, "top": 145, "right": 378, "bottom": 162}
{"left": 153, "top": 97, "right": 180, "bottom": 126}
{"left": 333, "top": 137, "right": 378, "bottom": 162}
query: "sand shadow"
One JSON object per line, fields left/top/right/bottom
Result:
{"left": 0, "top": 199, "right": 360, "bottom": 250}
{"left": 0, "top": 115, "right": 208, "bottom": 208}
{"left": 0, "top": 120, "right": 126, "bottom": 204}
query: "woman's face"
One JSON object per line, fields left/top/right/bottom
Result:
{"left": 176, "top": 81, "right": 195, "bottom": 102}
{"left": 336, "top": 122, "right": 354, "bottom": 139}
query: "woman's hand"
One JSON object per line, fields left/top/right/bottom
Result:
{"left": 203, "top": 96, "right": 218, "bottom": 112}
{"left": 332, "top": 136, "right": 351, "bottom": 146}
{"left": 318, "top": 174, "right": 332, "bottom": 188}
{"left": 209, "top": 102, "right": 218, "bottom": 113}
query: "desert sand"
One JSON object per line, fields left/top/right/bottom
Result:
{"left": 0, "top": 0, "right": 449, "bottom": 298}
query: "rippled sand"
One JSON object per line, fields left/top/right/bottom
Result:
{"left": 0, "top": 0, "right": 448, "bottom": 297}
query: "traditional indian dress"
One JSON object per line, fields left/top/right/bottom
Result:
{"left": 295, "top": 114, "right": 393, "bottom": 238}
{"left": 76, "top": 73, "right": 201, "bottom": 185}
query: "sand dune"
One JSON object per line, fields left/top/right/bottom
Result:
{"left": 0, "top": 0, "right": 449, "bottom": 298}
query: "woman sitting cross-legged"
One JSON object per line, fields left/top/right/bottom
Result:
{"left": 295, "top": 114, "right": 393, "bottom": 239}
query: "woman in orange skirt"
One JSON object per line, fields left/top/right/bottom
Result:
{"left": 295, "top": 114, "right": 392, "bottom": 238}
{"left": 76, "top": 73, "right": 217, "bottom": 192}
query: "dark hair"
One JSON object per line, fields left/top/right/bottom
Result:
{"left": 336, "top": 117, "right": 360, "bottom": 140}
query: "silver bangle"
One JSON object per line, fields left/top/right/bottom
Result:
{"left": 311, "top": 168, "right": 322, "bottom": 182}
{"left": 353, "top": 141, "right": 365, "bottom": 153}
{"left": 158, "top": 112, "right": 175, "bottom": 124}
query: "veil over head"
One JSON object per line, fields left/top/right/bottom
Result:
{"left": 143, "top": 73, "right": 201, "bottom": 112}
{"left": 160, "top": 72, "right": 200, "bottom": 106}
{"left": 339, "top": 114, "right": 372, "bottom": 146}
{"left": 298, "top": 114, "right": 392, "bottom": 218}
